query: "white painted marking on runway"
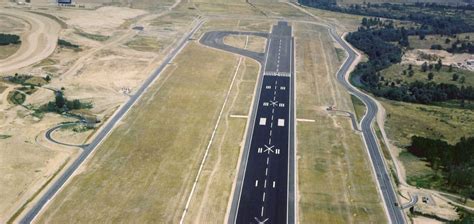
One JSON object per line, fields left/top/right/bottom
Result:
{"left": 255, "top": 180, "right": 258, "bottom": 187}
{"left": 265, "top": 168, "right": 268, "bottom": 176}
{"left": 261, "top": 206, "right": 264, "bottom": 217}
{"left": 278, "top": 119, "right": 285, "bottom": 127}
{"left": 271, "top": 115, "right": 274, "bottom": 120}
{"left": 272, "top": 108, "right": 275, "bottom": 114}
{"left": 259, "top": 117, "right": 267, "bottom": 125}
{"left": 268, "top": 138, "right": 272, "bottom": 145}
{"left": 264, "top": 179, "right": 267, "bottom": 188}
{"left": 273, "top": 90, "right": 276, "bottom": 95}
{"left": 262, "top": 192, "right": 266, "bottom": 202}
{"left": 266, "top": 157, "right": 269, "bottom": 165}
{"left": 269, "top": 130, "right": 272, "bottom": 136}
{"left": 258, "top": 147, "right": 263, "bottom": 153}
{"left": 270, "top": 122, "right": 273, "bottom": 128}
{"left": 273, "top": 181, "right": 276, "bottom": 188}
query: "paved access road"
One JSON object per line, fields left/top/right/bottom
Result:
{"left": 201, "top": 21, "right": 295, "bottom": 224}
{"left": 329, "top": 28, "right": 405, "bottom": 224}
{"left": 19, "top": 20, "right": 204, "bottom": 224}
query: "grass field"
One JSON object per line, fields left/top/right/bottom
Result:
{"left": 350, "top": 95, "right": 366, "bottom": 123}
{"left": 223, "top": 35, "right": 267, "bottom": 53}
{"left": 380, "top": 63, "right": 474, "bottom": 88}
{"left": 408, "top": 33, "right": 474, "bottom": 50}
{"left": 295, "top": 22, "right": 386, "bottom": 223}
{"left": 125, "top": 36, "right": 163, "bottom": 52}
{"left": 382, "top": 99, "right": 474, "bottom": 146}
{"left": 184, "top": 57, "right": 260, "bottom": 223}
{"left": 37, "top": 41, "right": 244, "bottom": 223}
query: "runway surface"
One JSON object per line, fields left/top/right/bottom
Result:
{"left": 19, "top": 20, "right": 204, "bottom": 224}
{"left": 329, "top": 28, "right": 406, "bottom": 224}
{"left": 201, "top": 21, "right": 296, "bottom": 224}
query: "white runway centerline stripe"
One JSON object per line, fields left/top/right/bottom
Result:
{"left": 255, "top": 180, "right": 258, "bottom": 187}
{"left": 262, "top": 192, "right": 266, "bottom": 202}
{"left": 266, "top": 157, "right": 269, "bottom": 165}
{"left": 261, "top": 206, "right": 264, "bottom": 217}
{"left": 265, "top": 168, "right": 268, "bottom": 176}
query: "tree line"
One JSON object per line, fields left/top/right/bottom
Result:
{"left": 408, "top": 136, "right": 474, "bottom": 200}
{"left": 345, "top": 17, "right": 474, "bottom": 105}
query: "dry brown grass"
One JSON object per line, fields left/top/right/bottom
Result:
{"left": 37, "top": 42, "right": 242, "bottom": 223}
{"left": 295, "top": 22, "right": 386, "bottom": 223}
{"left": 184, "top": 56, "right": 259, "bottom": 223}
{"left": 0, "top": 44, "right": 20, "bottom": 60}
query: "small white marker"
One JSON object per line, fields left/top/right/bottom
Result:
{"left": 270, "top": 123, "right": 273, "bottom": 128}
{"left": 255, "top": 180, "right": 258, "bottom": 187}
{"left": 269, "top": 130, "right": 272, "bottom": 136}
{"left": 272, "top": 108, "right": 275, "bottom": 114}
{"left": 265, "top": 168, "right": 268, "bottom": 176}
{"left": 261, "top": 206, "right": 264, "bottom": 216}
{"left": 262, "top": 192, "right": 266, "bottom": 202}
{"left": 271, "top": 115, "right": 274, "bottom": 120}
{"left": 273, "top": 181, "right": 276, "bottom": 188}
{"left": 264, "top": 179, "right": 267, "bottom": 188}
{"left": 266, "top": 157, "right": 269, "bottom": 165}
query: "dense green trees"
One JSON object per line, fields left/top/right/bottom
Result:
{"left": 0, "top": 33, "right": 21, "bottom": 45}
{"left": 408, "top": 136, "right": 474, "bottom": 199}
{"left": 42, "top": 91, "right": 92, "bottom": 113}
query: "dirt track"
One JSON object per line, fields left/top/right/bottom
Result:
{"left": 0, "top": 9, "right": 60, "bottom": 74}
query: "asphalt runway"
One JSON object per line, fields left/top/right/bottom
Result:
{"left": 201, "top": 21, "right": 295, "bottom": 224}
{"left": 329, "top": 28, "right": 406, "bottom": 224}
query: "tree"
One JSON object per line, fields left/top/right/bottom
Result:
{"left": 460, "top": 76, "right": 466, "bottom": 84}
{"left": 44, "top": 75, "right": 51, "bottom": 82}
{"left": 428, "top": 72, "right": 434, "bottom": 80}
{"left": 445, "top": 38, "right": 451, "bottom": 44}
{"left": 403, "top": 70, "right": 407, "bottom": 75}
{"left": 448, "top": 64, "right": 453, "bottom": 72}
{"left": 435, "top": 59, "right": 443, "bottom": 71}
{"left": 452, "top": 73, "right": 459, "bottom": 81}
{"left": 408, "top": 64, "right": 413, "bottom": 70}
{"left": 421, "top": 62, "right": 428, "bottom": 72}
{"left": 55, "top": 92, "right": 65, "bottom": 109}
{"left": 409, "top": 70, "right": 415, "bottom": 77}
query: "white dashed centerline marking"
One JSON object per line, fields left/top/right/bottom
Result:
{"left": 261, "top": 206, "right": 264, "bottom": 217}
{"left": 264, "top": 179, "right": 267, "bottom": 188}
{"left": 255, "top": 180, "right": 258, "bottom": 187}
{"left": 262, "top": 192, "right": 266, "bottom": 202}
{"left": 266, "top": 157, "right": 269, "bottom": 165}
{"left": 273, "top": 181, "right": 276, "bottom": 188}
{"left": 265, "top": 168, "right": 268, "bottom": 176}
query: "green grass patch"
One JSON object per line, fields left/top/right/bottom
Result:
{"left": 8, "top": 91, "right": 26, "bottom": 105}
{"left": 335, "top": 47, "right": 346, "bottom": 62}
{"left": 380, "top": 63, "right": 474, "bottom": 88}
{"left": 125, "top": 36, "right": 162, "bottom": 52}
{"left": 382, "top": 100, "right": 474, "bottom": 146}
{"left": 408, "top": 33, "right": 473, "bottom": 50}
{"left": 350, "top": 94, "right": 365, "bottom": 123}
{"left": 74, "top": 30, "right": 109, "bottom": 42}
{"left": 58, "top": 39, "right": 80, "bottom": 50}
{"left": 0, "top": 134, "right": 12, "bottom": 139}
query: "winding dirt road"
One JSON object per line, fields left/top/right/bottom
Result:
{"left": 0, "top": 9, "right": 60, "bottom": 73}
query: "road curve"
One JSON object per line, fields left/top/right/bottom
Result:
{"left": 19, "top": 20, "right": 204, "bottom": 224}
{"left": 44, "top": 122, "right": 89, "bottom": 148}
{"left": 329, "top": 28, "right": 406, "bottom": 224}
{"left": 0, "top": 9, "right": 60, "bottom": 73}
